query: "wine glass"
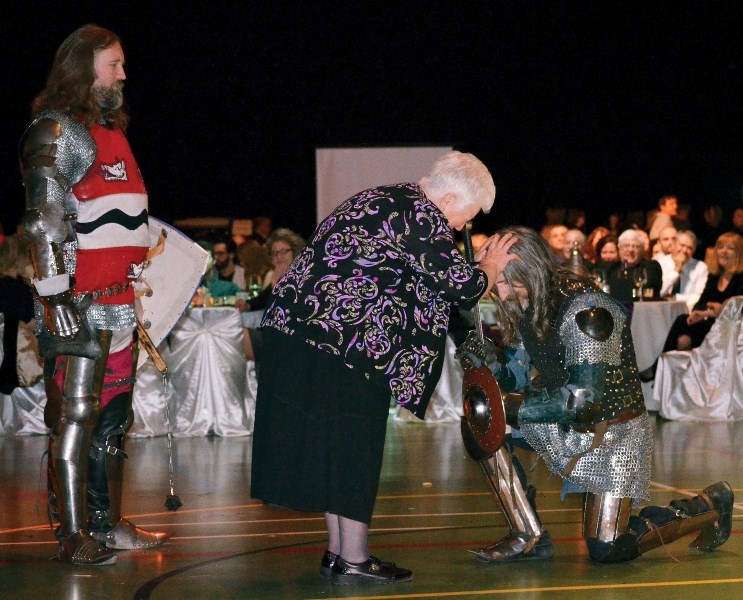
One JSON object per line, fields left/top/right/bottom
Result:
{"left": 633, "top": 267, "right": 648, "bottom": 301}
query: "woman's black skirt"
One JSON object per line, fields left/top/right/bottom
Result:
{"left": 250, "top": 328, "right": 391, "bottom": 524}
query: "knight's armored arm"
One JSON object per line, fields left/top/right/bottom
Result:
{"left": 457, "top": 332, "right": 530, "bottom": 393}
{"left": 20, "top": 117, "right": 80, "bottom": 340}
{"left": 510, "top": 296, "right": 622, "bottom": 428}
{"left": 517, "top": 362, "right": 607, "bottom": 426}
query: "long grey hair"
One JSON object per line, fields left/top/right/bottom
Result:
{"left": 487, "top": 226, "right": 557, "bottom": 345}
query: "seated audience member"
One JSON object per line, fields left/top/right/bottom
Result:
{"left": 674, "top": 203, "right": 691, "bottom": 230}
{"left": 236, "top": 239, "right": 273, "bottom": 288}
{"left": 213, "top": 238, "right": 247, "bottom": 291}
{"left": 696, "top": 203, "right": 725, "bottom": 261}
{"left": 595, "top": 235, "right": 619, "bottom": 265}
{"left": 636, "top": 228, "right": 651, "bottom": 259}
{"left": 562, "top": 228, "right": 591, "bottom": 273}
{"left": 656, "top": 230, "right": 708, "bottom": 309}
{"left": 731, "top": 207, "right": 743, "bottom": 237}
{"left": 0, "top": 235, "right": 37, "bottom": 393}
{"left": 584, "top": 226, "right": 609, "bottom": 264}
{"left": 543, "top": 224, "right": 567, "bottom": 264}
{"left": 605, "top": 229, "right": 662, "bottom": 304}
{"left": 249, "top": 216, "right": 273, "bottom": 245}
{"left": 242, "top": 228, "right": 306, "bottom": 361}
{"left": 196, "top": 240, "right": 241, "bottom": 299}
{"left": 565, "top": 207, "right": 586, "bottom": 231}
{"left": 662, "top": 232, "right": 743, "bottom": 353}
{"left": 648, "top": 195, "right": 678, "bottom": 246}
{"left": 591, "top": 234, "right": 619, "bottom": 286}
{"left": 652, "top": 225, "right": 677, "bottom": 257}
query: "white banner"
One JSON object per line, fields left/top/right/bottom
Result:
{"left": 315, "top": 146, "right": 453, "bottom": 224}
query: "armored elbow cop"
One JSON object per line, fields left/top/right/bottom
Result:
{"left": 515, "top": 386, "right": 600, "bottom": 427}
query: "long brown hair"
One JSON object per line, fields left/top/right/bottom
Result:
{"left": 708, "top": 232, "right": 743, "bottom": 276}
{"left": 31, "top": 24, "right": 129, "bottom": 131}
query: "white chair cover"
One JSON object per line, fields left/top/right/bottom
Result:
{"left": 654, "top": 295, "right": 743, "bottom": 421}
{"left": 164, "top": 307, "right": 252, "bottom": 436}
{"left": 129, "top": 342, "right": 172, "bottom": 437}
{"left": 0, "top": 381, "right": 48, "bottom": 435}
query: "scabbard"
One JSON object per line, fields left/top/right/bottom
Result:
{"left": 136, "top": 320, "right": 167, "bottom": 374}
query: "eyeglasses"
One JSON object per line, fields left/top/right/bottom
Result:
{"left": 213, "top": 250, "right": 228, "bottom": 255}
{"left": 269, "top": 248, "right": 292, "bottom": 258}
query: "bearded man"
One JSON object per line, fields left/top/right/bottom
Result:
{"left": 458, "top": 226, "right": 732, "bottom": 564}
{"left": 19, "top": 24, "right": 168, "bottom": 565}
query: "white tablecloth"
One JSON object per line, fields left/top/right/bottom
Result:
{"left": 629, "top": 300, "right": 688, "bottom": 411}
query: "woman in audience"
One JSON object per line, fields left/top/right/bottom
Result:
{"left": 584, "top": 226, "right": 609, "bottom": 264}
{"left": 662, "top": 232, "right": 743, "bottom": 352}
{"left": 242, "top": 228, "right": 305, "bottom": 360}
{"left": 595, "top": 234, "right": 619, "bottom": 264}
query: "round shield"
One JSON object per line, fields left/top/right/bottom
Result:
{"left": 462, "top": 365, "right": 507, "bottom": 454}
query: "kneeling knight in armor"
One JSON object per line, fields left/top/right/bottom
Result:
{"left": 457, "top": 226, "right": 733, "bottom": 564}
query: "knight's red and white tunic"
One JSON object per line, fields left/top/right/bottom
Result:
{"left": 72, "top": 123, "right": 149, "bottom": 306}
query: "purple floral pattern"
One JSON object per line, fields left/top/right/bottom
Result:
{"left": 262, "top": 183, "right": 487, "bottom": 416}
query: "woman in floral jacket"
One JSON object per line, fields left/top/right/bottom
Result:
{"left": 251, "top": 151, "right": 514, "bottom": 585}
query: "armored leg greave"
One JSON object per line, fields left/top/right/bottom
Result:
{"left": 469, "top": 446, "right": 552, "bottom": 562}
{"left": 584, "top": 482, "right": 734, "bottom": 563}
{"left": 48, "top": 331, "right": 116, "bottom": 565}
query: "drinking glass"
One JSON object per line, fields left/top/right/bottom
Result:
{"left": 633, "top": 267, "right": 648, "bottom": 301}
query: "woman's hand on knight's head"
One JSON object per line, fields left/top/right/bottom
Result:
{"left": 477, "top": 232, "right": 519, "bottom": 271}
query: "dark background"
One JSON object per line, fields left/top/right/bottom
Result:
{"left": 3, "top": 1, "right": 743, "bottom": 240}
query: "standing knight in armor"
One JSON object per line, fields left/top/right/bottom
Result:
{"left": 19, "top": 24, "right": 168, "bottom": 565}
{"left": 458, "top": 226, "right": 732, "bottom": 563}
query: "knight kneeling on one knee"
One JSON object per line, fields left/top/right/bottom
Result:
{"left": 456, "top": 226, "right": 733, "bottom": 564}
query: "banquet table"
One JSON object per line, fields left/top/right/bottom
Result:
{"left": 629, "top": 300, "right": 688, "bottom": 411}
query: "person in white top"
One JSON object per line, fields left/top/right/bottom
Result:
{"left": 652, "top": 225, "right": 677, "bottom": 257}
{"left": 656, "top": 230, "right": 708, "bottom": 309}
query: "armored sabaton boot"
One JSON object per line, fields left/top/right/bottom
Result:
{"left": 88, "top": 394, "right": 169, "bottom": 550}
{"left": 470, "top": 447, "right": 553, "bottom": 562}
{"left": 49, "top": 360, "right": 117, "bottom": 565}
{"left": 633, "top": 481, "right": 733, "bottom": 554}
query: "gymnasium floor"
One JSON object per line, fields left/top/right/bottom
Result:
{"left": 1, "top": 414, "right": 741, "bottom": 599}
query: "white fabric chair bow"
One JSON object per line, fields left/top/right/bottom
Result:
{"left": 654, "top": 296, "right": 743, "bottom": 421}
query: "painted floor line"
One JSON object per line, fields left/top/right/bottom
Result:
{"left": 303, "top": 578, "right": 743, "bottom": 600}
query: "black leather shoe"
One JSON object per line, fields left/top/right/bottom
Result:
{"left": 319, "top": 550, "right": 337, "bottom": 579}
{"left": 331, "top": 555, "right": 413, "bottom": 585}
